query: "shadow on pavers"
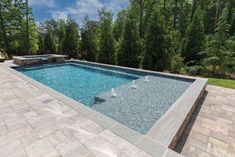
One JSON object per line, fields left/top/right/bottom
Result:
{"left": 174, "top": 90, "right": 208, "bottom": 153}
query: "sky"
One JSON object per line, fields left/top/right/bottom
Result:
{"left": 29, "top": 0, "right": 129, "bottom": 25}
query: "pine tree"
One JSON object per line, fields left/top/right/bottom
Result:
{"left": 57, "top": 20, "right": 66, "bottom": 54}
{"left": 224, "top": 36, "right": 235, "bottom": 74}
{"left": 113, "top": 10, "right": 126, "bottom": 41}
{"left": 80, "top": 16, "right": 98, "bottom": 61}
{"left": 0, "top": 0, "right": 38, "bottom": 55}
{"left": 0, "top": 0, "right": 10, "bottom": 53}
{"left": 97, "top": 8, "right": 115, "bottom": 64}
{"left": 203, "top": 3, "right": 231, "bottom": 75}
{"left": 142, "top": 7, "right": 168, "bottom": 71}
{"left": 117, "top": 9, "right": 142, "bottom": 68}
{"left": 17, "top": 2, "right": 38, "bottom": 54}
{"left": 37, "top": 34, "right": 44, "bottom": 54}
{"left": 44, "top": 29, "right": 56, "bottom": 53}
{"left": 227, "top": 0, "right": 235, "bottom": 36}
{"left": 181, "top": 8, "right": 204, "bottom": 65}
{"left": 62, "top": 17, "right": 80, "bottom": 58}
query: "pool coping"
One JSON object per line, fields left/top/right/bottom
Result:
{"left": 4, "top": 60, "right": 207, "bottom": 157}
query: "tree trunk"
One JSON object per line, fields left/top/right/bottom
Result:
{"left": 179, "top": 0, "right": 184, "bottom": 35}
{"left": 163, "top": 0, "right": 166, "bottom": 25}
{"left": 215, "top": 0, "right": 221, "bottom": 26}
{"left": 0, "top": 4, "right": 9, "bottom": 54}
{"left": 173, "top": 0, "right": 178, "bottom": 29}
{"left": 139, "top": 0, "right": 144, "bottom": 38}
{"left": 190, "top": 0, "right": 196, "bottom": 22}
{"left": 26, "top": 0, "right": 29, "bottom": 54}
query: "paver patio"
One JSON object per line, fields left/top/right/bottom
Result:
{"left": 0, "top": 65, "right": 153, "bottom": 156}
{"left": 0, "top": 61, "right": 234, "bottom": 157}
{"left": 175, "top": 86, "right": 235, "bottom": 157}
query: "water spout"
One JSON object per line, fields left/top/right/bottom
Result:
{"left": 132, "top": 80, "right": 137, "bottom": 89}
{"left": 144, "top": 76, "right": 149, "bottom": 82}
{"left": 111, "top": 88, "right": 117, "bottom": 98}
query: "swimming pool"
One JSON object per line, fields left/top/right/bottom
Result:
{"left": 17, "top": 63, "right": 140, "bottom": 106}
{"left": 16, "top": 61, "right": 194, "bottom": 134}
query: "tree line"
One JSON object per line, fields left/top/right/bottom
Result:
{"left": 0, "top": 0, "right": 235, "bottom": 78}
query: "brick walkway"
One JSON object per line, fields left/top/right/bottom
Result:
{"left": 176, "top": 86, "right": 235, "bottom": 157}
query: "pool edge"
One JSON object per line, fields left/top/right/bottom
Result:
{"left": 4, "top": 61, "right": 207, "bottom": 157}
{"left": 70, "top": 59, "right": 197, "bottom": 81}
{"left": 147, "top": 78, "right": 207, "bottom": 148}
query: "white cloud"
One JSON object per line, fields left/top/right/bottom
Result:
{"left": 29, "top": 0, "right": 56, "bottom": 8}
{"left": 50, "top": 0, "right": 129, "bottom": 24}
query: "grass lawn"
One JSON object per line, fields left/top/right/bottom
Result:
{"left": 207, "top": 78, "right": 235, "bottom": 89}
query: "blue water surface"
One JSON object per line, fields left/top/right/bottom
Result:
{"left": 17, "top": 63, "right": 139, "bottom": 106}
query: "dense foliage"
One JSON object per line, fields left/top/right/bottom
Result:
{"left": 0, "top": 0, "right": 38, "bottom": 55}
{"left": 0, "top": 0, "right": 235, "bottom": 78}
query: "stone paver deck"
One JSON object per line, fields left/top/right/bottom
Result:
{"left": 1, "top": 61, "right": 234, "bottom": 157}
{"left": 176, "top": 85, "right": 235, "bottom": 157}
{"left": 0, "top": 65, "right": 153, "bottom": 156}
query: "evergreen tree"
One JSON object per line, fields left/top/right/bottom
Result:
{"left": 44, "top": 29, "right": 56, "bottom": 53}
{"left": 80, "top": 16, "right": 98, "bottom": 61}
{"left": 18, "top": 17, "right": 39, "bottom": 54}
{"left": 168, "top": 30, "right": 185, "bottom": 73}
{"left": 37, "top": 34, "right": 44, "bottom": 54}
{"left": 44, "top": 19, "right": 60, "bottom": 36}
{"left": 0, "top": 0, "right": 38, "bottom": 55}
{"left": 57, "top": 20, "right": 66, "bottom": 54}
{"left": 97, "top": 8, "right": 115, "bottom": 64}
{"left": 14, "top": 1, "right": 38, "bottom": 54}
{"left": 0, "top": 0, "right": 10, "bottom": 53}
{"left": 0, "top": 0, "right": 234, "bottom": 79}
{"left": 117, "top": 9, "right": 142, "bottom": 68}
{"left": 203, "top": 3, "right": 231, "bottom": 75}
{"left": 181, "top": 8, "right": 204, "bottom": 65}
{"left": 62, "top": 17, "right": 80, "bottom": 58}
{"left": 224, "top": 36, "right": 235, "bottom": 74}
{"left": 142, "top": 7, "right": 168, "bottom": 71}
{"left": 44, "top": 19, "right": 67, "bottom": 54}
{"left": 113, "top": 10, "right": 126, "bottom": 41}
{"left": 227, "top": 0, "right": 235, "bottom": 36}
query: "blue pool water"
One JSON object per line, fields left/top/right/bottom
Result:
{"left": 16, "top": 62, "right": 193, "bottom": 134}
{"left": 17, "top": 63, "right": 139, "bottom": 106}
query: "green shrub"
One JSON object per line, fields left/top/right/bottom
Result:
{"left": 170, "top": 54, "right": 185, "bottom": 73}
{"left": 187, "top": 65, "right": 205, "bottom": 75}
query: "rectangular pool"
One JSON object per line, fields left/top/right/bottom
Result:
{"left": 16, "top": 61, "right": 193, "bottom": 134}
{"left": 16, "top": 63, "right": 139, "bottom": 106}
